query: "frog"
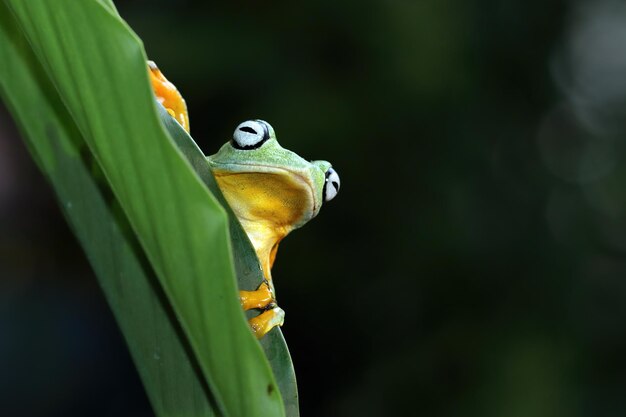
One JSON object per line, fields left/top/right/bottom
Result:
{"left": 148, "top": 62, "right": 340, "bottom": 338}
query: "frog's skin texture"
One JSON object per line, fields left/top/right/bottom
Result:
{"left": 149, "top": 62, "right": 340, "bottom": 338}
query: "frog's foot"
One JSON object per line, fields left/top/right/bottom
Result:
{"left": 249, "top": 307, "right": 285, "bottom": 339}
{"left": 239, "top": 281, "right": 284, "bottom": 338}
{"left": 239, "top": 281, "right": 275, "bottom": 311}
{"left": 147, "top": 60, "right": 190, "bottom": 132}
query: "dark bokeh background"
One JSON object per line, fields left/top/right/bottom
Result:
{"left": 3, "top": 0, "right": 626, "bottom": 416}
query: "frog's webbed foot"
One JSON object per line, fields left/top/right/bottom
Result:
{"left": 147, "top": 60, "right": 190, "bottom": 132}
{"left": 239, "top": 280, "right": 275, "bottom": 310}
{"left": 239, "top": 281, "right": 284, "bottom": 338}
{"left": 249, "top": 307, "right": 285, "bottom": 339}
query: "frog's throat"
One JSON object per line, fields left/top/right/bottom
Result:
{"left": 210, "top": 163, "right": 321, "bottom": 215}
{"left": 211, "top": 167, "right": 319, "bottom": 283}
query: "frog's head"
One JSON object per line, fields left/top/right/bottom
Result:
{"left": 208, "top": 119, "right": 339, "bottom": 227}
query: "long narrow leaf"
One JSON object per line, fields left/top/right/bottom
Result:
{"left": 3, "top": 1, "right": 284, "bottom": 416}
{"left": 0, "top": 6, "right": 218, "bottom": 417}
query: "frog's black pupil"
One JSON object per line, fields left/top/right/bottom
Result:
{"left": 239, "top": 126, "right": 257, "bottom": 134}
{"left": 332, "top": 181, "right": 339, "bottom": 190}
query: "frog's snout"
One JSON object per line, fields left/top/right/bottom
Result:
{"left": 323, "top": 167, "right": 340, "bottom": 202}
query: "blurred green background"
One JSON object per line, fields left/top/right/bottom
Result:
{"left": 3, "top": 0, "right": 626, "bottom": 416}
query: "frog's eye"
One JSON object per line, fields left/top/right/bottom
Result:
{"left": 232, "top": 120, "right": 270, "bottom": 150}
{"left": 323, "top": 167, "right": 340, "bottom": 202}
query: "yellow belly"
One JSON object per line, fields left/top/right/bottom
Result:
{"left": 213, "top": 170, "right": 316, "bottom": 280}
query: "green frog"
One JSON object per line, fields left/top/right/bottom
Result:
{"left": 149, "top": 62, "right": 340, "bottom": 338}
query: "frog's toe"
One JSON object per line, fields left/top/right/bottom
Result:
{"left": 147, "top": 60, "right": 190, "bottom": 132}
{"left": 249, "top": 307, "right": 285, "bottom": 339}
{"left": 239, "top": 282, "right": 274, "bottom": 311}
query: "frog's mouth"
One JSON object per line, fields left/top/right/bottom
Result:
{"left": 210, "top": 162, "right": 320, "bottom": 216}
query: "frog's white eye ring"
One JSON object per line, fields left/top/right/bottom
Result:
{"left": 323, "top": 167, "right": 340, "bottom": 202}
{"left": 232, "top": 120, "right": 270, "bottom": 150}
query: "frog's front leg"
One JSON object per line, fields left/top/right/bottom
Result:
{"left": 239, "top": 280, "right": 285, "bottom": 338}
{"left": 249, "top": 307, "right": 285, "bottom": 339}
{"left": 239, "top": 280, "right": 274, "bottom": 310}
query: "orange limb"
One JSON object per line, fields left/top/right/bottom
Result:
{"left": 269, "top": 241, "right": 280, "bottom": 270}
{"left": 249, "top": 307, "right": 285, "bottom": 339}
{"left": 239, "top": 282, "right": 274, "bottom": 311}
{"left": 240, "top": 282, "right": 285, "bottom": 338}
{"left": 148, "top": 60, "right": 190, "bottom": 132}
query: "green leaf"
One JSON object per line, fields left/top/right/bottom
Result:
{"left": 0, "top": 5, "right": 218, "bottom": 416}
{"left": 0, "top": 1, "right": 298, "bottom": 416}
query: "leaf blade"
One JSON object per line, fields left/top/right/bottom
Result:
{"left": 0, "top": 6, "right": 218, "bottom": 417}
{"left": 3, "top": 1, "right": 285, "bottom": 415}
